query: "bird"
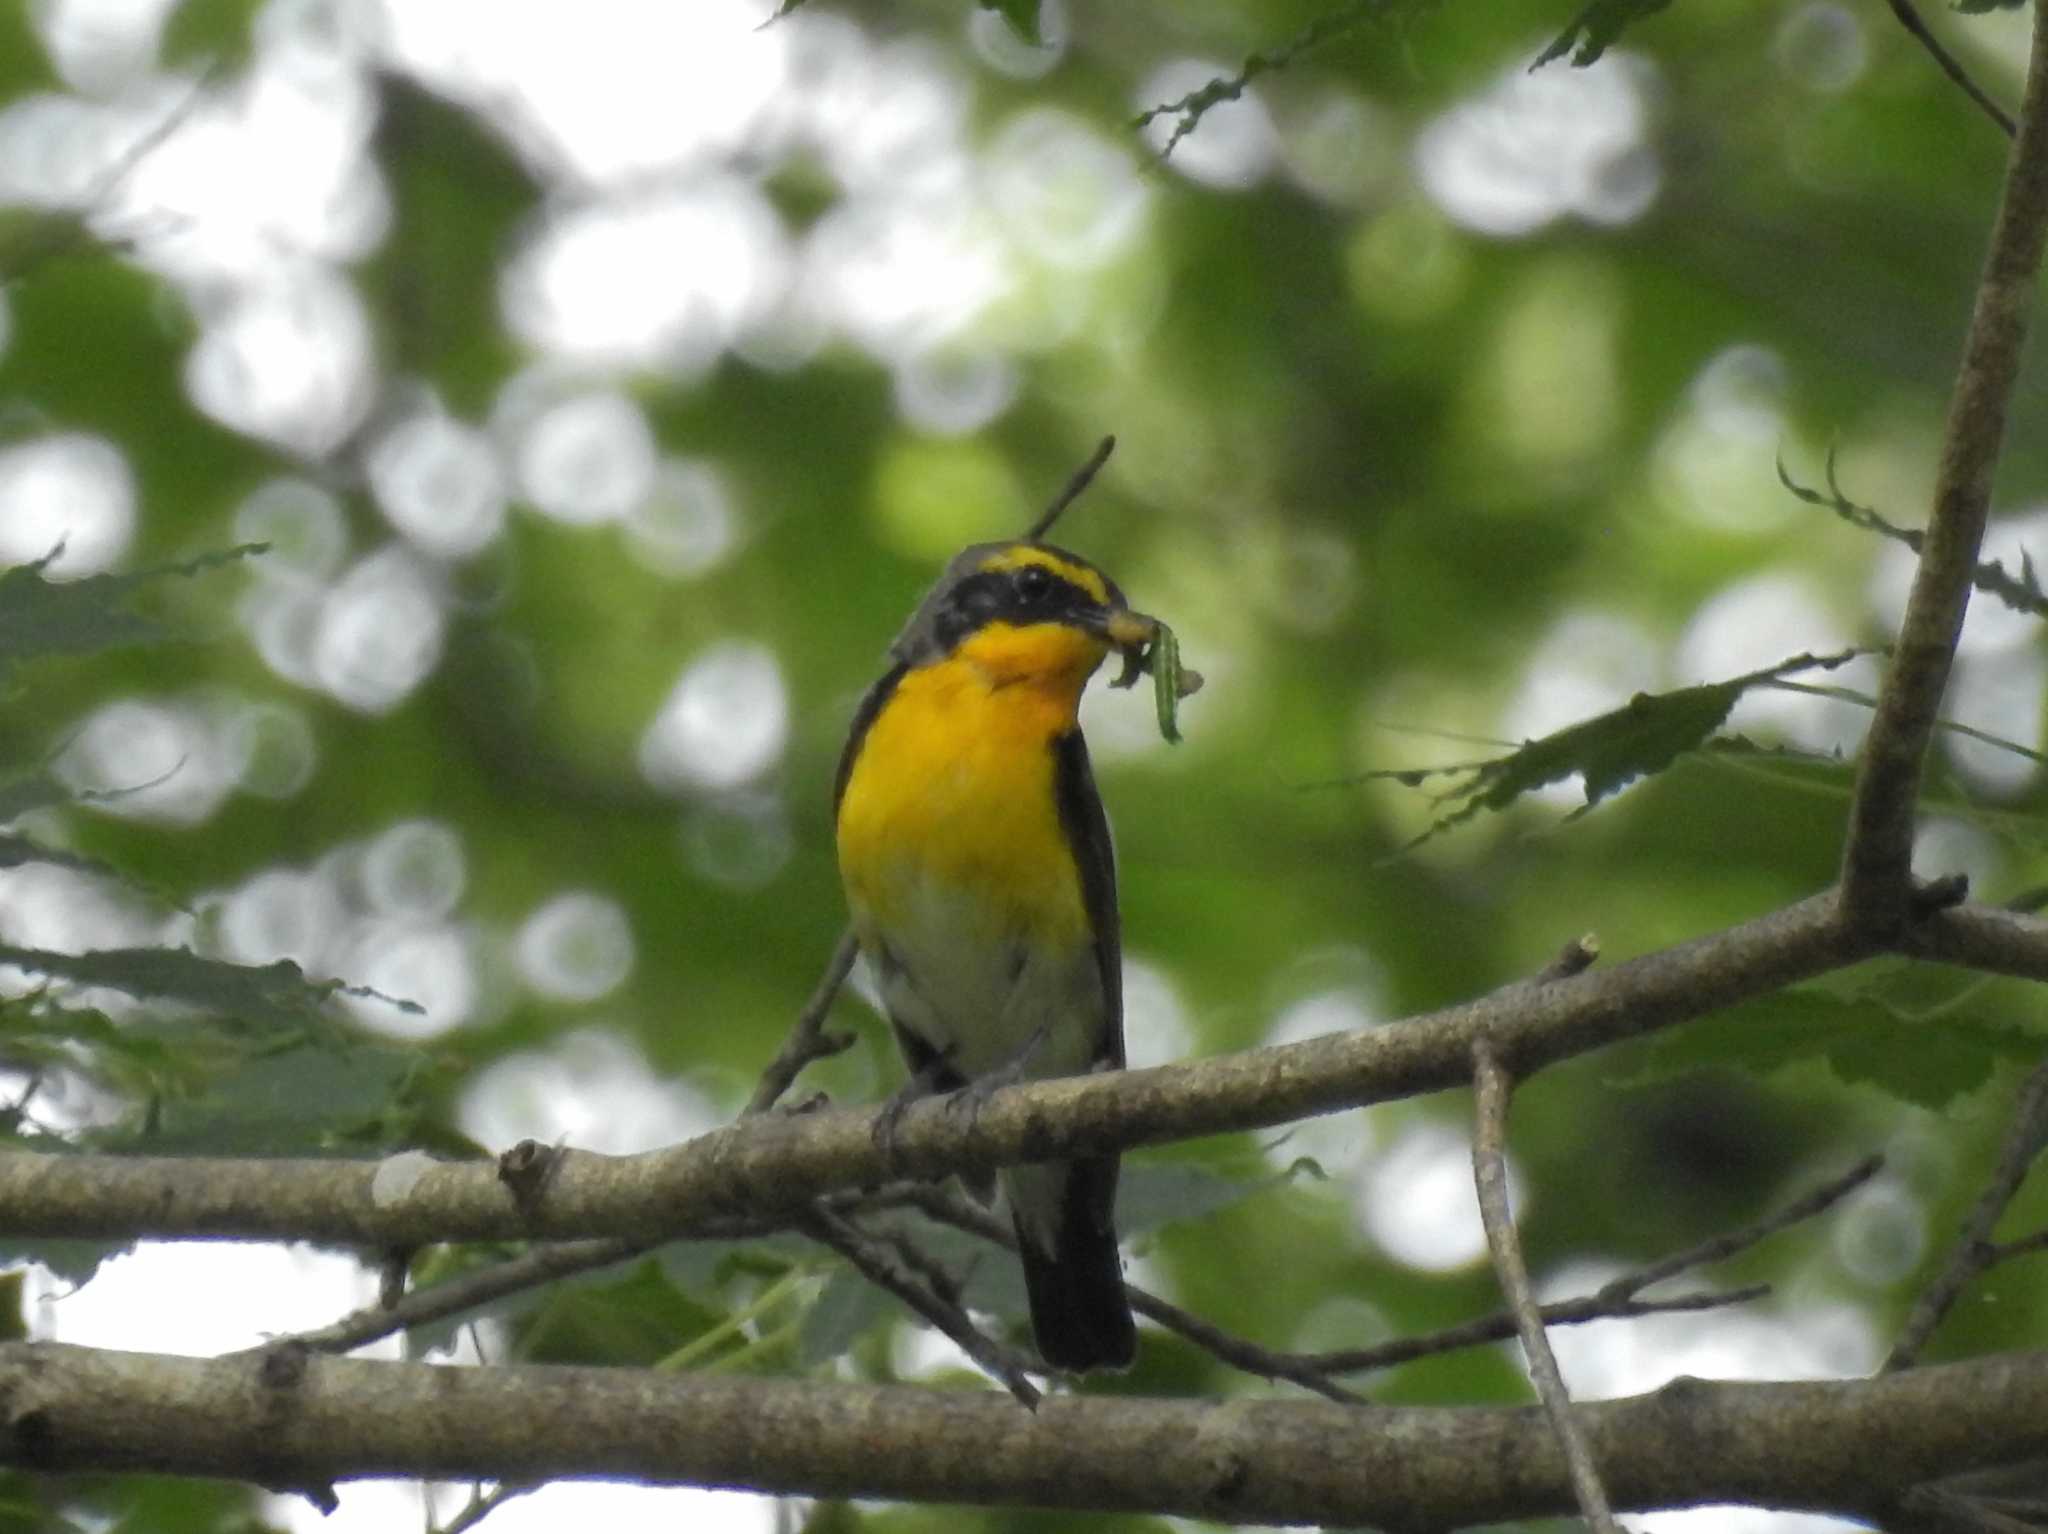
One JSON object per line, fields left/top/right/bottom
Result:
{"left": 833, "top": 539, "right": 1158, "bottom": 1372}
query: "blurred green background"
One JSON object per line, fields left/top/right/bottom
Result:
{"left": 2, "top": 0, "right": 2047, "bottom": 1530}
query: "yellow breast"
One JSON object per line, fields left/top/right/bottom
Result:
{"left": 836, "top": 622, "right": 1106, "bottom": 950}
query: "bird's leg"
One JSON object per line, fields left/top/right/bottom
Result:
{"left": 873, "top": 1023, "right": 964, "bottom": 1172}
{"left": 945, "top": 1020, "right": 1051, "bottom": 1123}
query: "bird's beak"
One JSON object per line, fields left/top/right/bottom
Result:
{"left": 1090, "top": 605, "right": 1163, "bottom": 691}
{"left": 1091, "top": 606, "right": 1158, "bottom": 655}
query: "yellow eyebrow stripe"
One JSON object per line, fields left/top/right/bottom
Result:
{"left": 976, "top": 545, "right": 1110, "bottom": 606}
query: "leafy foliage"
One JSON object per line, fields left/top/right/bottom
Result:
{"left": 159, "top": 0, "right": 261, "bottom": 70}
{"left": 0, "top": 943, "right": 394, "bottom": 1027}
{"left": 1367, "top": 650, "right": 1866, "bottom": 849}
{"left": 5, "top": 0, "right": 2048, "bottom": 1526}
{"left": 1779, "top": 452, "right": 2048, "bottom": 620}
{"left": 1537, "top": 0, "right": 1680, "bottom": 66}
{"left": 1631, "top": 983, "right": 2044, "bottom": 1112}
{"left": 0, "top": 545, "right": 266, "bottom": 686}
{"left": 360, "top": 76, "right": 543, "bottom": 417}
{"left": 981, "top": 0, "right": 1044, "bottom": 45}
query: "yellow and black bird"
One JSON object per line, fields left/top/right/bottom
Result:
{"left": 834, "top": 540, "right": 1159, "bottom": 1371}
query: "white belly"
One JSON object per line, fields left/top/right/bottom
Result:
{"left": 863, "top": 870, "right": 1107, "bottom": 1084}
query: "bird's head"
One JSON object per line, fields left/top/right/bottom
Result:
{"left": 890, "top": 541, "right": 1159, "bottom": 691}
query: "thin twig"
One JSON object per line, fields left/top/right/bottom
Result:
{"left": 1841, "top": 0, "right": 2048, "bottom": 927}
{"left": 1619, "top": 1154, "right": 1886, "bottom": 1292}
{"left": 436, "top": 1481, "right": 535, "bottom": 1534}
{"left": 1885, "top": 0, "right": 2017, "bottom": 139}
{"left": 1987, "top": 1226, "right": 2048, "bottom": 1266}
{"left": 1306, "top": 1155, "right": 1882, "bottom": 1375}
{"left": 1022, "top": 435, "right": 1117, "bottom": 541}
{"left": 757, "top": 935, "right": 1035, "bottom": 1396}
{"left": 271, "top": 928, "right": 860, "bottom": 1363}
{"left": 898, "top": 1183, "right": 1769, "bottom": 1401}
{"left": 1776, "top": 450, "right": 2048, "bottom": 620}
{"left": 1131, "top": 0, "right": 1392, "bottom": 159}
{"left": 1473, "top": 1039, "right": 1622, "bottom": 1534}
{"left": 1309, "top": 1285, "right": 1770, "bottom": 1380}
{"left": 265, "top": 1183, "right": 944, "bottom": 1361}
{"left": 263, "top": 1237, "right": 648, "bottom": 1358}
{"left": 1886, "top": 1057, "right": 2048, "bottom": 1370}
{"left": 746, "top": 930, "right": 860, "bottom": 1116}
{"left": 798, "top": 1206, "right": 1042, "bottom": 1407}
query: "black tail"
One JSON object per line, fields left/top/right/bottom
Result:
{"left": 1013, "top": 1155, "right": 1135, "bottom": 1372}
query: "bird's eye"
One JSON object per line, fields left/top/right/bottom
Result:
{"left": 1014, "top": 565, "right": 1054, "bottom": 603}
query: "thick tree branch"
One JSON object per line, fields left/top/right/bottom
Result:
{"left": 1897, "top": 902, "right": 2048, "bottom": 983}
{"left": 6, "top": 1342, "right": 2048, "bottom": 1526}
{"left": 1841, "top": 0, "right": 2048, "bottom": 927}
{"left": 0, "top": 892, "right": 1872, "bottom": 1248}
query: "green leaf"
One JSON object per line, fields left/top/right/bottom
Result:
{"left": 0, "top": 770, "right": 69, "bottom": 824}
{"left": 1116, "top": 1159, "right": 1306, "bottom": 1236}
{"left": 0, "top": 210, "right": 96, "bottom": 288}
{"left": 514, "top": 1257, "right": 720, "bottom": 1367}
{"left": 0, "top": 544, "right": 266, "bottom": 686}
{"left": 0, "top": 996, "right": 191, "bottom": 1095}
{"left": 1630, "top": 988, "right": 2042, "bottom": 1111}
{"left": 0, "top": 832, "right": 130, "bottom": 885}
{"left": 131, "top": 1038, "right": 421, "bottom": 1154}
{"left": 0, "top": 7, "right": 57, "bottom": 97}
{"left": 1367, "top": 649, "right": 1865, "bottom": 850}
{"left": 0, "top": 1273, "right": 24, "bottom": 1344}
{"left": 798, "top": 1268, "right": 892, "bottom": 1367}
{"left": 0, "top": 1233, "right": 124, "bottom": 1287}
{"left": 361, "top": 75, "right": 541, "bottom": 415}
{"left": 657, "top": 1235, "right": 799, "bottom": 1305}
{"left": 396, "top": 1242, "right": 565, "bottom": 1359}
{"left": 1537, "top": 0, "right": 1678, "bottom": 66}
{"left": 159, "top": 0, "right": 261, "bottom": 69}
{"left": 0, "top": 943, "right": 399, "bottom": 1029}
{"left": 981, "top": 0, "right": 1043, "bottom": 45}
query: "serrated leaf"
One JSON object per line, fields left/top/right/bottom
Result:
{"left": 1537, "top": 0, "right": 1677, "bottom": 66}
{"left": 0, "top": 543, "right": 266, "bottom": 685}
{"left": 798, "top": 1267, "right": 892, "bottom": 1368}
{"left": 657, "top": 1235, "right": 798, "bottom": 1304}
{"left": 515, "top": 1257, "right": 721, "bottom": 1368}
{"left": 1629, "top": 988, "right": 2041, "bottom": 1111}
{"left": 1116, "top": 1159, "right": 1307, "bottom": 1236}
{"left": 0, "top": 1236, "right": 124, "bottom": 1287}
{"left": 1372, "top": 649, "right": 1863, "bottom": 850}
{"left": 0, "top": 942, "right": 379, "bottom": 1028}
{"left": 0, "top": 997, "right": 187, "bottom": 1080}
{"left": 362, "top": 75, "right": 541, "bottom": 415}
{"left": 127, "top": 1038, "right": 420, "bottom": 1154}
{"left": 398, "top": 1242, "right": 562, "bottom": 1359}
{"left": 981, "top": 0, "right": 1043, "bottom": 45}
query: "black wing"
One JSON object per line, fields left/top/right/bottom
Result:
{"left": 1051, "top": 727, "right": 1123, "bottom": 1065}
{"left": 1032, "top": 726, "right": 1136, "bottom": 1369}
{"left": 833, "top": 661, "right": 909, "bottom": 815}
